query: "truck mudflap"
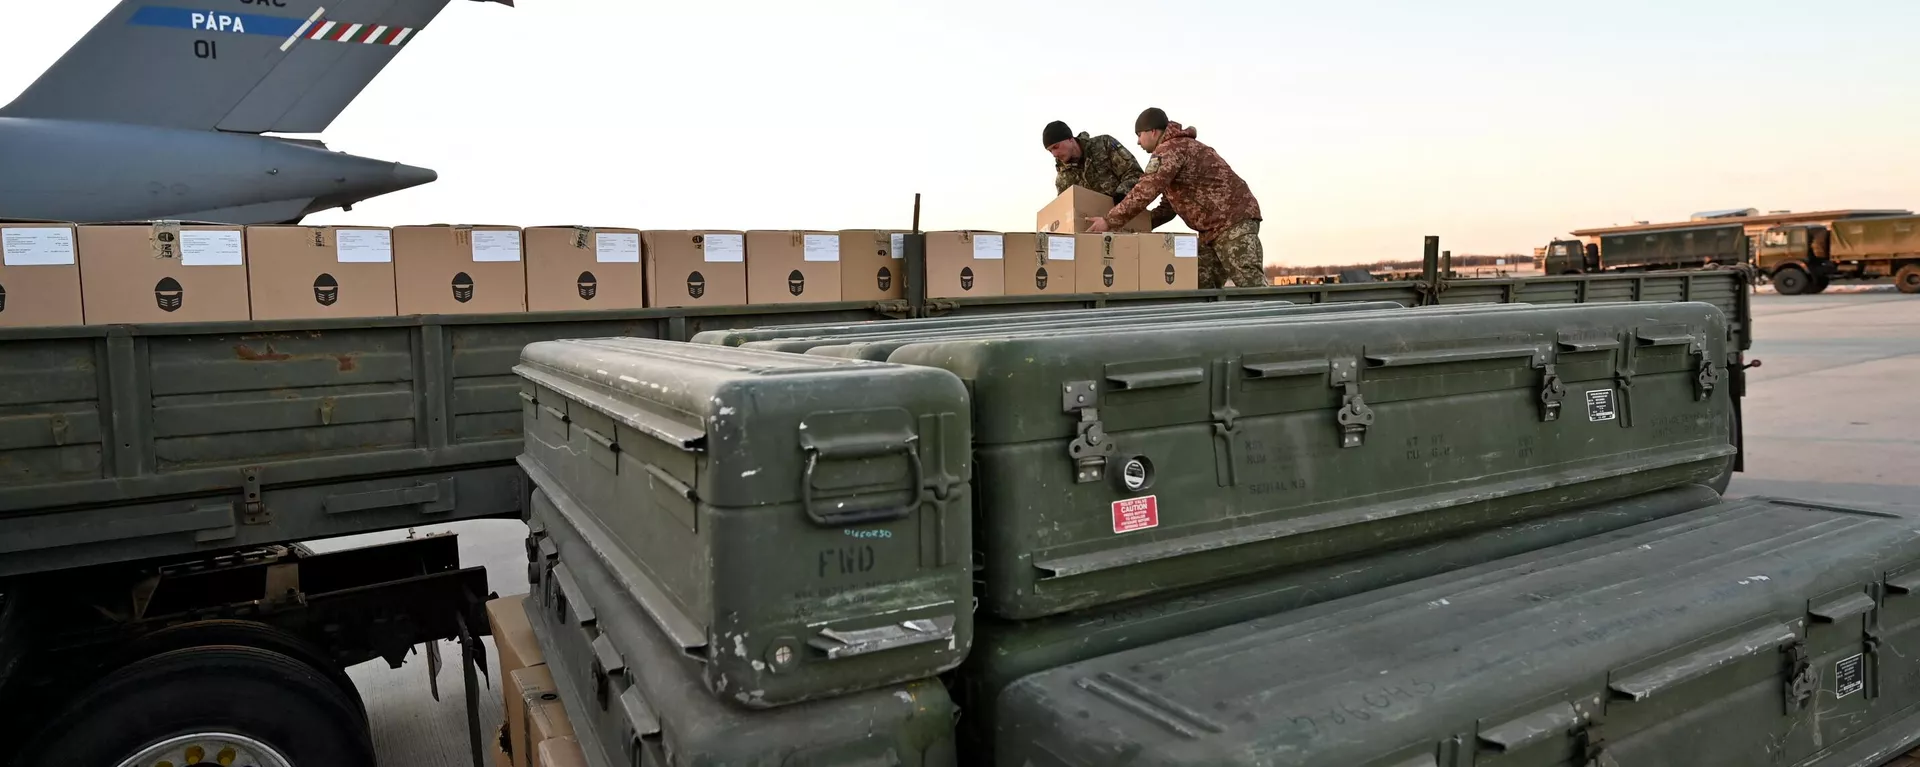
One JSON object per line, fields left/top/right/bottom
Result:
{"left": 997, "top": 495, "right": 1920, "bottom": 767}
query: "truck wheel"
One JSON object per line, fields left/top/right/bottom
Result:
{"left": 20, "top": 646, "right": 374, "bottom": 767}
{"left": 108, "top": 619, "right": 365, "bottom": 722}
{"left": 1896, "top": 264, "right": 1920, "bottom": 294}
{"left": 1772, "top": 267, "right": 1812, "bottom": 295}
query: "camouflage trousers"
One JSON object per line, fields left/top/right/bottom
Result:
{"left": 1197, "top": 219, "right": 1269, "bottom": 289}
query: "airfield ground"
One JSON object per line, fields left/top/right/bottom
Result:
{"left": 325, "top": 288, "right": 1920, "bottom": 766}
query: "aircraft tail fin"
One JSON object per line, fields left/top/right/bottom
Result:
{"left": 1, "top": 0, "right": 505, "bottom": 134}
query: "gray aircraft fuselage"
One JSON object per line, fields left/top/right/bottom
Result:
{"left": 0, "top": 116, "right": 434, "bottom": 225}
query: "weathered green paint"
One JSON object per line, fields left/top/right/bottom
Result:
{"left": 0, "top": 270, "right": 1750, "bottom": 580}
{"left": 882, "top": 301, "right": 1734, "bottom": 619}
{"left": 691, "top": 301, "right": 1317, "bottom": 348}
{"left": 739, "top": 302, "right": 1410, "bottom": 356}
{"left": 806, "top": 304, "right": 1541, "bottom": 362}
{"left": 525, "top": 485, "right": 959, "bottom": 767}
{"left": 996, "top": 495, "right": 1920, "bottom": 767}
{"left": 952, "top": 483, "right": 1724, "bottom": 763}
{"left": 516, "top": 338, "right": 973, "bottom": 709}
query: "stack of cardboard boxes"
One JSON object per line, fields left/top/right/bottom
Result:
{"left": 0, "top": 189, "right": 1203, "bottom": 327}
{"left": 486, "top": 594, "right": 584, "bottom": 767}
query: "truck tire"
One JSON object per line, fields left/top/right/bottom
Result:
{"left": 1897, "top": 264, "right": 1920, "bottom": 294}
{"left": 1772, "top": 266, "right": 1812, "bottom": 295}
{"left": 107, "top": 619, "right": 366, "bottom": 722}
{"left": 20, "top": 645, "right": 375, "bottom": 767}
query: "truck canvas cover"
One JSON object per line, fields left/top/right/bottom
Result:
{"left": 523, "top": 485, "right": 959, "bottom": 766}
{"left": 996, "top": 495, "right": 1920, "bottom": 767}
{"left": 514, "top": 337, "right": 973, "bottom": 708}
{"left": 884, "top": 300, "right": 1735, "bottom": 619}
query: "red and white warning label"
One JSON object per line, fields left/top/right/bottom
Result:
{"left": 1112, "top": 495, "right": 1159, "bottom": 534}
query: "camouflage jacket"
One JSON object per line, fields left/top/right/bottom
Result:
{"left": 1054, "top": 132, "right": 1144, "bottom": 200}
{"left": 1103, "top": 123, "right": 1261, "bottom": 244}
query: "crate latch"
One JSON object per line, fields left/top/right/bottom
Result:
{"left": 1331, "top": 358, "right": 1372, "bottom": 448}
{"left": 1539, "top": 363, "right": 1566, "bottom": 422}
{"left": 1064, "top": 381, "right": 1115, "bottom": 483}
{"left": 1784, "top": 639, "right": 1817, "bottom": 711}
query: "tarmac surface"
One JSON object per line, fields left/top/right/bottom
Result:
{"left": 328, "top": 289, "right": 1920, "bottom": 766}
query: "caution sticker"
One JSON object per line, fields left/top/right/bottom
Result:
{"left": 1112, "top": 496, "right": 1159, "bottom": 534}
{"left": 1586, "top": 389, "right": 1617, "bottom": 422}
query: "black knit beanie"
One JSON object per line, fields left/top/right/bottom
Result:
{"left": 1042, "top": 120, "right": 1073, "bottom": 147}
{"left": 1134, "top": 107, "right": 1169, "bottom": 134}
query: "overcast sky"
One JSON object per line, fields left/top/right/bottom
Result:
{"left": 6, "top": 1, "right": 1920, "bottom": 265}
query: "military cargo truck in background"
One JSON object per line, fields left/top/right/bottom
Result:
{"left": 1544, "top": 223, "right": 1750, "bottom": 276}
{"left": 0, "top": 235, "right": 1757, "bottom": 766}
{"left": 1758, "top": 214, "right": 1920, "bottom": 294}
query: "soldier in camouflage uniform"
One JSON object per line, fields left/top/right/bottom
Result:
{"left": 1045, "top": 120, "right": 1144, "bottom": 204}
{"left": 1090, "top": 108, "right": 1268, "bottom": 289}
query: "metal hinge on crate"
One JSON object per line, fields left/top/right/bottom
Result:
{"left": 1062, "top": 381, "right": 1116, "bottom": 483}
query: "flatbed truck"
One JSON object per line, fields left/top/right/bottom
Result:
{"left": 0, "top": 238, "right": 1755, "bottom": 766}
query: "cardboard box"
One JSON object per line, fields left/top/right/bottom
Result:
{"left": 534, "top": 736, "right": 586, "bottom": 767}
{"left": 643, "top": 231, "right": 747, "bottom": 308}
{"left": 1140, "top": 233, "right": 1199, "bottom": 291}
{"left": 837, "top": 229, "right": 906, "bottom": 302}
{"left": 746, "top": 230, "right": 843, "bottom": 305}
{"left": 78, "top": 222, "right": 251, "bottom": 324}
{"left": 1037, "top": 185, "right": 1151, "bottom": 236}
{"left": 510, "top": 666, "right": 576, "bottom": 767}
{"left": 493, "top": 724, "right": 512, "bottom": 767}
{"left": 486, "top": 595, "right": 543, "bottom": 683}
{"left": 0, "top": 222, "right": 84, "bottom": 327}
{"left": 1003, "top": 232, "right": 1076, "bottom": 296}
{"left": 393, "top": 225, "right": 527, "bottom": 315}
{"left": 924, "top": 231, "right": 1005, "bottom": 299}
{"left": 245, "top": 225, "right": 398, "bottom": 321}
{"left": 1075, "top": 233, "right": 1140, "bottom": 293}
{"left": 524, "top": 226, "right": 645, "bottom": 312}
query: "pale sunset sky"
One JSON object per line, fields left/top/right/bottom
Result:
{"left": 4, "top": 1, "right": 1916, "bottom": 265}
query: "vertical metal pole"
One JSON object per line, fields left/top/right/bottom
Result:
{"left": 1421, "top": 236, "right": 1440, "bottom": 305}
{"left": 906, "top": 193, "right": 928, "bottom": 318}
{"left": 1441, "top": 249, "right": 1452, "bottom": 278}
{"left": 458, "top": 613, "right": 484, "bottom": 767}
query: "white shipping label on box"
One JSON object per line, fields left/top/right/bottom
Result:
{"left": 471, "top": 230, "right": 523, "bottom": 262}
{"left": 889, "top": 233, "right": 905, "bottom": 260}
{"left": 702, "top": 233, "right": 745, "bottom": 263}
{"left": 1173, "top": 235, "right": 1199, "bottom": 259}
{"left": 972, "top": 234, "right": 1004, "bottom": 261}
{"left": 803, "top": 234, "right": 840, "bottom": 262}
{"left": 595, "top": 232, "right": 641, "bottom": 263}
{"left": 180, "top": 230, "right": 244, "bottom": 266}
{"left": 335, "top": 229, "right": 394, "bottom": 263}
{"left": 1047, "top": 235, "right": 1076, "bottom": 261}
{"left": 2, "top": 227, "right": 76, "bottom": 266}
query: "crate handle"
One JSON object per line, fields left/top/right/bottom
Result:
{"left": 800, "top": 439, "right": 925, "bottom": 527}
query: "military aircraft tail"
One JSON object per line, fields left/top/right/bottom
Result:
{"left": 1, "top": 0, "right": 507, "bottom": 134}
